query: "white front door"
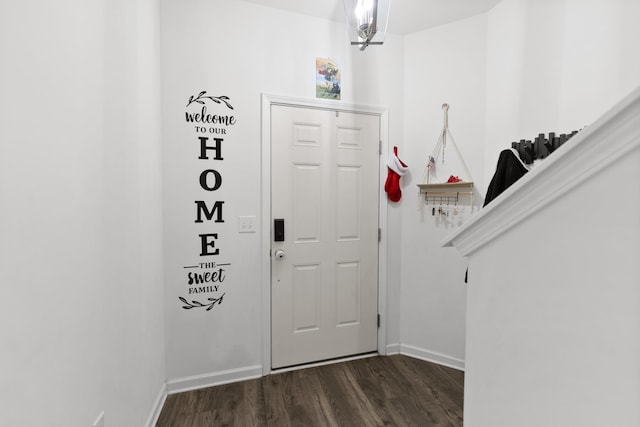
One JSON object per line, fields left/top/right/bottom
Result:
{"left": 270, "top": 104, "right": 380, "bottom": 369}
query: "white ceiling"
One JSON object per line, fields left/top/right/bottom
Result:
{"left": 241, "top": 0, "right": 502, "bottom": 35}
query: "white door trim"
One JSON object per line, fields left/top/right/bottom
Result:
{"left": 260, "top": 93, "right": 389, "bottom": 375}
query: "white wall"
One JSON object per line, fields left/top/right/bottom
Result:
{"left": 484, "top": 0, "right": 640, "bottom": 187}
{"left": 470, "top": 155, "right": 640, "bottom": 426}
{"left": 399, "top": 15, "right": 488, "bottom": 367}
{"left": 0, "top": 0, "right": 165, "bottom": 426}
{"left": 160, "top": 0, "right": 405, "bottom": 384}
{"left": 455, "top": 90, "right": 640, "bottom": 426}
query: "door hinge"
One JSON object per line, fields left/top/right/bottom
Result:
{"left": 377, "top": 314, "right": 380, "bottom": 328}
{"left": 378, "top": 228, "right": 381, "bottom": 242}
{"left": 379, "top": 140, "right": 382, "bottom": 155}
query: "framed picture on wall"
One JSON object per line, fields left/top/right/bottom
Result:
{"left": 316, "top": 58, "right": 341, "bottom": 100}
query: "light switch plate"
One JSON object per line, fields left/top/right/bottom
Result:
{"left": 238, "top": 215, "right": 257, "bottom": 233}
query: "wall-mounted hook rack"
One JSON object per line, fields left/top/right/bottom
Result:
{"left": 512, "top": 129, "right": 582, "bottom": 164}
{"left": 418, "top": 181, "right": 474, "bottom": 206}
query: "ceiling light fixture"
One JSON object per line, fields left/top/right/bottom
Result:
{"left": 343, "top": 0, "right": 390, "bottom": 51}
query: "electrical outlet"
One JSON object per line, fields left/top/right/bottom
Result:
{"left": 92, "top": 411, "right": 104, "bottom": 427}
{"left": 238, "top": 215, "right": 257, "bottom": 233}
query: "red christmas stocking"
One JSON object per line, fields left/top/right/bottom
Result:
{"left": 384, "top": 146, "right": 408, "bottom": 202}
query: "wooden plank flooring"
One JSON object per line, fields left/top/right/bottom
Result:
{"left": 156, "top": 355, "right": 464, "bottom": 426}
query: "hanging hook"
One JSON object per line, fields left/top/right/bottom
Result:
{"left": 441, "top": 103, "right": 449, "bottom": 164}
{"left": 442, "top": 103, "right": 449, "bottom": 124}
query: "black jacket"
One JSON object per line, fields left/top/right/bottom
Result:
{"left": 484, "top": 149, "right": 528, "bottom": 207}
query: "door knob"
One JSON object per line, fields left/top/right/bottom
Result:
{"left": 274, "top": 249, "right": 286, "bottom": 260}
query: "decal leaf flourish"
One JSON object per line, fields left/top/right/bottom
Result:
{"left": 186, "top": 91, "right": 234, "bottom": 110}
{"left": 178, "top": 293, "right": 226, "bottom": 311}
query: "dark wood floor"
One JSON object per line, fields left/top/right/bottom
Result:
{"left": 156, "top": 355, "right": 464, "bottom": 426}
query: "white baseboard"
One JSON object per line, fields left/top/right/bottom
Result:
{"left": 145, "top": 382, "right": 167, "bottom": 427}
{"left": 166, "top": 365, "right": 263, "bottom": 395}
{"left": 385, "top": 343, "right": 401, "bottom": 355}
{"left": 399, "top": 344, "right": 465, "bottom": 371}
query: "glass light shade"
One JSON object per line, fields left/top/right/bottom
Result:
{"left": 343, "top": 0, "right": 390, "bottom": 50}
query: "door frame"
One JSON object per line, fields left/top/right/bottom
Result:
{"left": 260, "top": 93, "right": 389, "bottom": 375}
